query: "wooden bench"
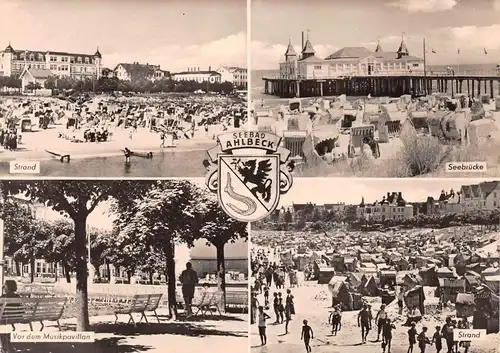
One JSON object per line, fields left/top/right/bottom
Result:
{"left": 114, "top": 294, "right": 163, "bottom": 327}
{"left": 0, "top": 297, "right": 67, "bottom": 331}
{"left": 226, "top": 291, "right": 248, "bottom": 313}
{"left": 192, "top": 291, "right": 223, "bottom": 317}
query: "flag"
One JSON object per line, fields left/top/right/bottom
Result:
{"left": 432, "top": 49, "right": 436, "bottom": 54}
{"left": 484, "top": 48, "right": 488, "bottom": 54}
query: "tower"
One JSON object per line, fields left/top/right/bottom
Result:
{"left": 375, "top": 40, "right": 383, "bottom": 53}
{"left": 301, "top": 37, "right": 316, "bottom": 60}
{"left": 93, "top": 47, "right": 102, "bottom": 79}
{"left": 2, "top": 42, "right": 15, "bottom": 76}
{"left": 284, "top": 39, "right": 297, "bottom": 62}
{"left": 397, "top": 37, "right": 409, "bottom": 59}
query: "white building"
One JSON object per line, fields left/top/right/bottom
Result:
{"left": 279, "top": 34, "right": 425, "bottom": 80}
{"left": 172, "top": 67, "right": 221, "bottom": 84}
{"left": 461, "top": 181, "right": 500, "bottom": 212}
{"left": 112, "top": 62, "right": 169, "bottom": 82}
{"left": 357, "top": 192, "right": 414, "bottom": 221}
{"left": 0, "top": 43, "right": 103, "bottom": 79}
{"left": 216, "top": 66, "right": 247, "bottom": 88}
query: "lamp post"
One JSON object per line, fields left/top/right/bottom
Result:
{"left": 0, "top": 219, "right": 4, "bottom": 292}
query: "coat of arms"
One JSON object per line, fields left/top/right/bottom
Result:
{"left": 205, "top": 131, "right": 293, "bottom": 222}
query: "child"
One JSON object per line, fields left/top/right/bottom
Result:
{"left": 432, "top": 326, "right": 442, "bottom": 353}
{"left": 258, "top": 306, "right": 271, "bottom": 346}
{"left": 329, "top": 305, "right": 342, "bottom": 335}
{"left": 278, "top": 292, "right": 285, "bottom": 324}
{"left": 273, "top": 292, "right": 279, "bottom": 323}
{"left": 263, "top": 286, "right": 269, "bottom": 308}
{"left": 417, "top": 327, "right": 430, "bottom": 353}
{"left": 407, "top": 322, "right": 417, "bottom": 353}
{"left": 301, "top": 319, "right": 314, "bottom": 353}
{"left": 382, "top": 318, "right": 395, "bottom": 353}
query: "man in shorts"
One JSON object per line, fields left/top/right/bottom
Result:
{"left": 179, "top": 262, "right": 199, "bottom": 318}
{"left": 358, "top": 304, "right": 372, "bottom": 344}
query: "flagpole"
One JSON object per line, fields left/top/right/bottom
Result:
{"left": 457, "top": 49, "right": 460, "bottom": 75}
{"left": 423, "top": 38, "right": 427, "bottom": 95}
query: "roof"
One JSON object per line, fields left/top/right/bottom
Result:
{"left": 329, "top": 280, "right": 346, "bottom": 297}
{"left": 285, "top": 40, "right": 297, "bottom": 56}
{"left": 326, "top": 47, "right": 373, "bottom": 60}
{"left": 21, "top": 68, "right": 53, "bottom": 79}
{"left": 479, "top": 181, "right": 499, "bottom": 198}
{"left": 375, "top": 42, "right": 383, "bottom": 52}
{"left": 455, "top": 293, "right": 474, "bottom": 305}
{"left": 4, "top": 43, "right": 14, "bottom": 53}
{"left": 302, "top": 39, "right": 315, "bottom": 55}
{"left": 471, "top": 184, "right": 481, "bottom": 198}
{"left": 397, "top": 39, "right": 409, "bottom": 55}
{"left": 174, "top": 70, "right": 221, "bottom": 76}
{"left": 94, "top": 48, "right": 102, "bottom": 59}
{"left": 298, "top": 55, "right": 322, "bottom": 62}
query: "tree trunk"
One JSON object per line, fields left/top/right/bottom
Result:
{"left": 126, "top": 271, "right": 131, "bottom": 283}
{"left": 216, "top": 243, "right": 226, "bottom": 313}
{"left": 14, "top": 262, "right": 20, "bottom": 277}
{"left": 54, "top": 263, "right": 58, "bottom": 282}
{"left": 63, "top": 263, "right": 71, "bottom": 283}
{"left": 164, "top": 236, "right": 177, "bottom": 320}
{"left": 106, "top": 263, "right": 111, "bottom": 282}
{"left": 74, "top": 215, "right": 90, "bottom": 331}
{"left": 29, "top": 258, "right": 35, "bottom": 283}
{"left": 149, "top": 272, "right": 154, "bottom": 285}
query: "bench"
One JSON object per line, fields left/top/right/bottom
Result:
{"left": 0, "top": 297, "right": 67, "bottom": 331}
{"left": 114, "top": 294, "right": 163, "bottom": 327}
{"left": 192, "top": 291, "right": 223, "bottom": 317}
{"left": 226, "top": 291, "right": 248, "bottom": 313}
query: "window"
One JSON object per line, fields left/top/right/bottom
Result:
{"left": 70, "top": 57, "right": 75, "bottom": 63}
{"left": 62, "top": 57, "right": 68, "bottom": 62}
{"left": 413, "top": 63, "right": 419, "bottom": 67}
{"left": 84, "top": 57, "right": 89, "bottom": 64}
{"left": 494, "top": 201, "right": 497, "bottom": 207}
{"left": 313, "top": 65, "right": 322, "bottom": 70}
{"left": 50, "top": 56, "right": 57, "bottom": 62}
{"left": 494, "top": 192, "right": 497, "bottom": 198}
{"left": 77, "top": 57, "right": 82, "bottom": 63}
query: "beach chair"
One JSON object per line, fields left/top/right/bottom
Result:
{"left": 192, "top": 292, "right": 213, "bottom": 316}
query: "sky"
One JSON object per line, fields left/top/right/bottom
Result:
{"left": 0, "top": 0, "right": 246, "bottom": 72}
{"left": 278, "top": 178, "right": 500, "bottom": 207}
{"left": 252, "top": 0, "right": 500, "bottom": 69}
{"left": 32, "top": 179, "right": 206, "bottom": 230}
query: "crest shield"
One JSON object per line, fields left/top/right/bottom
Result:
{"left": 218, "top": 155, "right": 280, "bottom": 222}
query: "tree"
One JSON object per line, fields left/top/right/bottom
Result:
{"left": 25, "top": 82, "right": 42, "bottom": 94}
{"left": 43, "top": 219, "right": 77, "bottom": 283}
{"left": 3, "top": 180, "right": 149, "bottom": 331}
{"left": 197, "top": 195, "right": 248, "bottom": 312}
{"left": 44, "top": 76, "right": 56, "bottom": 90}
{"left": 113, "top": 180, "right": 205, "bottom": 320}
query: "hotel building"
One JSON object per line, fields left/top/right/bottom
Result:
{"left": 0, "top": 42, "right": 103, "bottom": 79}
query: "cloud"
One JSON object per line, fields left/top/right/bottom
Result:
{"left": 251, "top": 40, "right": 337, "bottom": 70}
{"left": 386, "top": 0, "right": 458, "bottom": 12}
{"left": 104, "top": 32, "right": 246, "bottom": 72}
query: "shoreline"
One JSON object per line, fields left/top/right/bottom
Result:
{"left": 0, "top": 141, "right": 214, "bottom": 163}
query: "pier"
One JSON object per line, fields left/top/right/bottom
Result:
{"left": 262, "top": 73, "right": 500, "bottom": 99}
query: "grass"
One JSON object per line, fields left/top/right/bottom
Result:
{"left": 298, "top": 135, "right": 500, "bottom": 177}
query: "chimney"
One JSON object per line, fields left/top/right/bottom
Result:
{"left": 198, "top": 67, "right": 200, "bottom": 71}
{"left": 398, "top": 192, "right": 402, "bottom": 199}
{"left": 387, "top": 192, "right": 390, "bottom": 200}
{"left": 209, "top": 66, "right": 211, "bottom": 71}
{"left": 301, "top": 31, "right": 305, "bottom": 51}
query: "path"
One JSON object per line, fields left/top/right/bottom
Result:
{"left": 9, "top": 308, "right": 248, "bottom": 353}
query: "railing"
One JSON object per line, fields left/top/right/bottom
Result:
{"left": 264, "top": 70, "right": 500, "bottom": 80}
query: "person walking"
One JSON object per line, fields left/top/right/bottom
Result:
{"left": 273, "top": 292, "right": 280, "bottom": 323}
{"left": 358, "top": 304, "right": 371, "bottom": 344}
{"left": 441, "top": 317, "right": 455, "bottom": 353}
{"left": 431, "top": 326, "right": 443, "bottom": 353}
{"left": 179, "top": 262, "right": 199, "bottom": 318}
{"left": 329, "top": 305, "right": 342, "bottom": 336}
{"left": 258, "top": 306, "right": 271, "bottom": 346}
{"left": 407, "top": 322, "right": 417, "bottom": 353}
{"left": 382, "top": 318, "right": 395, "bottom": 353}
{"left": 376, "top": 304, "right": 388, "bottom": 341}
{"left": 301, "top": 319, "right": 314, "bottom": 353}
{"left": 418, "top": 327, "right": 431, "bottom": 353}
{"left": 277, "top": 292, "right": 285, "bottom": 323}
